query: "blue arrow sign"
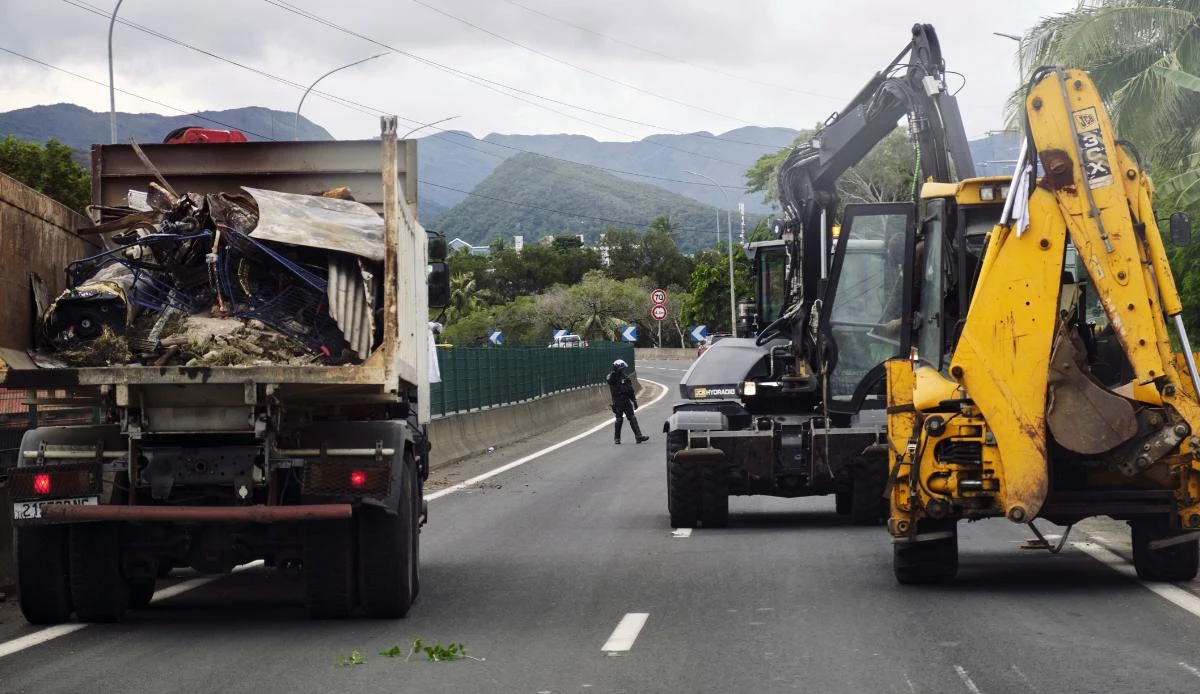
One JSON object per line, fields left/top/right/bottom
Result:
{"left": 621, "top": 325, "right": 638, "bottom": 342}
{"left": 488, "top": 330, "right": 503, "bottom": 346}
{"left": 689, "top": 325, "right": 708, "bottom": 343}
{"left": 553, "top": 328, "right": 568, "bottom": 340}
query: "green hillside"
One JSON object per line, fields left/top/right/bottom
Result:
{"left": 433, "top": 152, "right": 753, "bottom": 253}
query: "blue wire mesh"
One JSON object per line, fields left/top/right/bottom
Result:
{"left": 65, "top": 232, "right": 213, "bottom": 314}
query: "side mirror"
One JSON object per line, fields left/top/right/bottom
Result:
{"left": 1170, "top": 212, "right": 1192, "bottom": 246}
{"left": 428, "top": 261, "right": 450, "bottom": 308}
{"left": 428, "top": 233, "right": 447, "bottom": 261}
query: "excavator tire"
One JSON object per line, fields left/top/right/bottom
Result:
{"left": 698, "top": 462, "right": 729, "bottom": 528}
{"left": 1131, "top": 518, "right": 1199, "bottom": 582}
{"left": 894, "top": 522, "right": 958, "bottom": 585}
{"left": 850, "top": 459, "right": 888, "bottom": 526}
{"left": 667, "top": 458, "right": 701, "bottom": 528}
{"left": 666, "top": 431, "right": 687, "bottom": 519}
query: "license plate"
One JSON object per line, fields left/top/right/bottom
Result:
{"left": 12, "top": 496, "right": 99, "bottom": 520}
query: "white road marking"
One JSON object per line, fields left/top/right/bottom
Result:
{"left": 0, "top": 559, "right": 266, "bottom": 659}
{"left": 671, "top": 528, "right": 692, "bottom": 538}
{"left": 1074, "top": 542, "right": 1200, "bottom": 619}
{"left": 601, "top": 612, "right": 649, "bottom": 653}
{"left": 954, "top": 665, "right": 983, "bottom": 694}
{"left": 426, "top": 379, "right": 669, "bottom": 502}
{"left": 0, "top": 381, "right": 671, "bottom": 660}
{"left": 904, "top": 674, "right": 917, "bottom": 693}
{"left": 1011, "top": 664, "right": 1039, "bottom": 692}
{"left": 1181, "top": 662, "right": 1200, "bottom": 679}
{"left": 0, "top": 624, "right": 87, "bottom": 659}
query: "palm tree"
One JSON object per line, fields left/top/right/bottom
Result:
{"left": 1013, "top": 1, "right": 1200, "bottom": 171}
{"left": 447, "top": 273, "right": 481, "bottom": 324}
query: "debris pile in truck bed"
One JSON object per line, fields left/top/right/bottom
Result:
{"left": 40, "top": 184, "right": 385, "bottom": 368}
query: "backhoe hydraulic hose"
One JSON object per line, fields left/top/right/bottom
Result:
{"left": 1055, "top": 68, "right": 1113, "bottom": 253}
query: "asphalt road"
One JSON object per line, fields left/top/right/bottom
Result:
{"left": 2, "top": 359, "right": 1200, "bottom": 693}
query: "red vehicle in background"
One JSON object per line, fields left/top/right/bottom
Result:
{"left": 163, "top": 127, "right": 248, "bottom": 144}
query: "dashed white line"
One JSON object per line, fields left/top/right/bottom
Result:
{"left": 425, "top": 378, "right": 669, "bottom": 502}
{"left": 1181, "top": 662, "right": 1200, "bottom": 679}
{"left": 954, "top": 665, "right": 983, "bottom": 694}
{"left": 1011, "top": 664, "right": 1039, "bottom": 692}
{"left": 1074, "top": 542, "right": 1200, "bottom": 619}
{"left": 601, "top": 612, "right": 649, "bottom": 653}
{"left": 671, "top": 528, "right": 692, "bottom": 538}
{"left": 0, "top": 624, "right": 88, "bottom": 660}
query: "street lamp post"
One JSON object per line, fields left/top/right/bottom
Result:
{"left": 294, "top": 53, "right": 388, "bottom": 141}
{"left": 401, "top": 115, "right": 462, "bottom": 139}
{"left": 684, "top": 169, "right": 736, "bottom": 334}
{"left": 108, "top": 0, "right": 124, "bottom": 144}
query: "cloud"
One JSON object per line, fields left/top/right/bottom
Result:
{"left": 1, "top": 0, "right": 1074, "bottom": 144}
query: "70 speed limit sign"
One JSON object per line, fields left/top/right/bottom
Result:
{"left": 651, "top": 288, "right": 667, "bottom": 305}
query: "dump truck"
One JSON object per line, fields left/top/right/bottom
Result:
{"left": 5, "top": 116, "right": 450, "bottom": 622}
{"left": 885, "top": 68, "right": 1200, "bottom": 584}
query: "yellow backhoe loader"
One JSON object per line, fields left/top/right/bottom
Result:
{"left": 886, "top": 67, "right": 1200, "bottom": 584}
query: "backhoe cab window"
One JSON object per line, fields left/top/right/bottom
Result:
{"left": 826, "top": 210, "right": 910, "bottom": 398}
{"left": 759, "top": 248, "right": 788, "bottom": 325}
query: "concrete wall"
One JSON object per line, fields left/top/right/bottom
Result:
{"left": 428, "top": 384, "right": 611, "bottom": 469}
{"left": 636, "top": 347, "right": 694, "bottom": 361}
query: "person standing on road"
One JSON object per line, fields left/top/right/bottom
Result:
{"left": 607, "top": 359, "right": 648, "bottom": 444}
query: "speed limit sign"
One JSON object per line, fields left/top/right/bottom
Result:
{"left": 651, "top": 304, "right": 668, "bottom": 321}
{"left": 651, "top": 288, "right": 667, "bottom": 305}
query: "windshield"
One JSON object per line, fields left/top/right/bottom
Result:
{"left": 827, "top": 210, "right": 909, "bottom": 398}
{"left": 759, "top": 247, "right": 788, "bottom": 325}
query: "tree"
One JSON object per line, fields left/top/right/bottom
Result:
{"left": 0, "top": 136, "right": 90, "bottom": 212}
{"left": 682, "top": 244, "right": 754, "bottom": 334}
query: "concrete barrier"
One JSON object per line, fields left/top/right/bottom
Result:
{"left": 427, "top": 384, "right": 613, "bottom": 470}
{"left": 636, "top": 347, "right": 694, "bottom": 361}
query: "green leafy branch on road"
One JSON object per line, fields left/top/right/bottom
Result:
{"left": 405, "top": 637, "right": 481, "bottom": 662}
{"left": 334, "top": 650, "right": 365, "bottom": 667}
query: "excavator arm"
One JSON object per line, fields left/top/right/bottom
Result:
{"left": 768, "top": 23, "right": 975, "bottom": 400}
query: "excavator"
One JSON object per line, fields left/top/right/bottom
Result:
{"left": 664, "top": 24, "right": 1012, "bottom": 526}
{"left": 885, "top": 67, "right": 1200, "bottom": 584}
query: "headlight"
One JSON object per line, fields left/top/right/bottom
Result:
{"left": 979, "top": 186, "right": 996, "bottom": 202}
{"left": 999, "top": 184, "right": 1011, "bottom": 199}
{"left": 743, "top": 381, "right": 757, "bottom": 397}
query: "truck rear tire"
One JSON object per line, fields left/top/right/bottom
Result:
{"left": 893, "top": 523, "right": 958, "bottom": 585}
{"left": 850, "top": 459, "right": 888, "bottom": 526}
{"left": 357, "top": 452, "right": 416, "bottom": 618}
{"left": 128, "top": 578, "right": 156, "bottom": 609}
{"left": 304, "top": 518, "right": 357, "bottom": 619}
{"left": 69, "top": 522, "right": 129, "bottom": 622}
{"left": 1131, "top": 517, "right": 1200, "bottom": 582}
{"left": 667, "top": 459, "right": 701, "bottom": 528}
{"left": 698, "top": 462, "right": 729, "bottom": 528}
{"left": 15, "top": 526, "right": 73, "bottom": 625}
{"left": 834, "top": 490, "right": 851, "bottom": 515}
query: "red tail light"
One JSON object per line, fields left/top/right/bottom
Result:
{"left": 349, "top": 470, "right": 367, "bottom": 489}
{"left": 33, "top": 474, "right": 52, "bottom": 495}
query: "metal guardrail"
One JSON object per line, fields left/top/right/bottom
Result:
{"left": 431, "top": 343, "right": 634, "bottom": 417}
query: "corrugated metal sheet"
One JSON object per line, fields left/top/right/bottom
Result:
{"left": 327, "top": 256, "right": 375, "bottom": 359}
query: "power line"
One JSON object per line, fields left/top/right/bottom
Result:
{"left": 500, "top": 0, "right": 840, "bottom": 102}
{"left": 0, "top": 46, "right": 277, "bottom": 140}
{"left": 60, "top": 0, "right": 747, "bottom": 189}
{"left": 406, "top": 0, "right": 760, "bottom": 129}
{"left": 0, "top": 45, "right": 734, "bottom": 233}
{"left": 260, "top": 0, "right": 757, "bottom": 166}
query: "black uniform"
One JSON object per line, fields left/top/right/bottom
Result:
{"left": 607, "top": 364, "right": 647, "bottom": 444}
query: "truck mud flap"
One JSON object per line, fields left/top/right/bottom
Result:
{"left": 671, "top": 447, "right": 727, "bottom": 465}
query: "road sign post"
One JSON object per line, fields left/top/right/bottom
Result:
{"left": 650, "top": 289, "right": 667, "bottom": 348}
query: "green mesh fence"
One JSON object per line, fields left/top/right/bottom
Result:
{"left": 430, "top": 342, "right": 634, "bottom": 417}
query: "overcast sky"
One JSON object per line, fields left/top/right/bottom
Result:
{"left": 0, "top": 0, "right": 1075, "bottom": 144}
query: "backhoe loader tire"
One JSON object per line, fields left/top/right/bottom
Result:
{"left": 69, "top": 522, "right": 129, "bottom": 622}
{"left": 894, "top": 523, "right": 958, "bottom": 585}
{"left": 835, "top": 490, "right": 851, "bottom": 516}
{"left": 15, "top": 526, "right": 72, "bottom": 625}
{"left": 358, "top": 451, "right": 417, "bottom": 618}
{"left": 698, "top": 462, "right": 729, "bottom": 528}
{"left": 850, "top": 459, "right": 888, "bottom": 526}
{"left": 127, "top": 578, "right": 156, "bottom": 609}
{"left": 304, "top": 518, "right": 357, "bottom": 619}
{"left": 668, "top": 459, "right": 701, "bottom": 528}
{"left": 1131, "top": 518, "right": 1199, "bottom": 582}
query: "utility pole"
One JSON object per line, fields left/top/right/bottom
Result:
{"left": 107, "top": 0, "right": 124, "bottom": 144}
